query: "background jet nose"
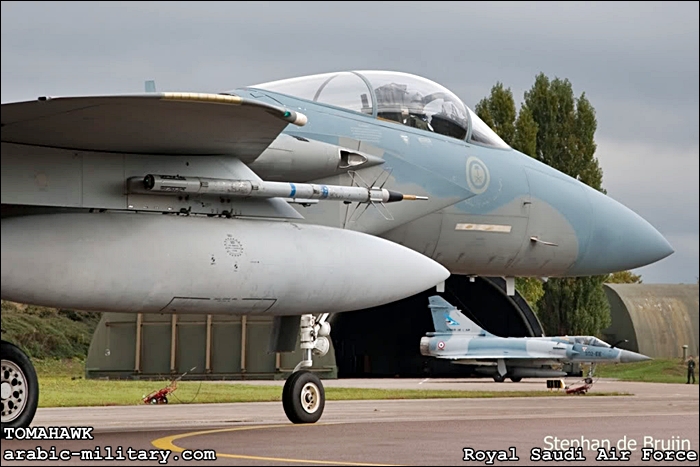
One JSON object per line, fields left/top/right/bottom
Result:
{"left": 569, "top": 187, "right": 674, "bottom": 275}
{"left": 619, "top": 349, "right": 652, "bottom": 363}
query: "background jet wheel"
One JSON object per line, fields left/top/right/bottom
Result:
{"left": 510, "top": 377, "right": 522, "bottom": 382}
{"left": 1, "top": 341, "right": 39, "bottom": 438}
{"left": 282, "top": 370, "right": 325, "bottom": 424}
{"left": 493, "top": 374, "right": 505, "bottom": 382}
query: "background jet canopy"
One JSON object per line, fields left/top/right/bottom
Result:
{"left": 559, "top": 336, "right": 612, "bottom": 348}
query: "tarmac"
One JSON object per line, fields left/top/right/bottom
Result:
{"left": 2, "top": 378, "right": 698, "bottom": 466}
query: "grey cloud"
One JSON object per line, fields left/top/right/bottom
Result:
{"left": 598, "top": 138, "right": 698, "bottom": 284}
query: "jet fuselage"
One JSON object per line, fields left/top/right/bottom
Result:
{"left": 237, "top": 85, "right": 672, "bottom": 278}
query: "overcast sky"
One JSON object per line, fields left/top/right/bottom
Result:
{"left": 2, "top": 1, "right": 698, "bottom": 284}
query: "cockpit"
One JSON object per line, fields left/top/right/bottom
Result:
{"left": 249, "top": 70, "right": 510, "bottom": 149}
{"left": 560, "top": 336, "right": 612, "bottom": 348}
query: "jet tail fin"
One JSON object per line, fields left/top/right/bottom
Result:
{"left": 428, "top": 295, "right": 490, "bottom": 335}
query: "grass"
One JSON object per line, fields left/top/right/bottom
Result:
{"left": 38, "top": 381, "right": 626, "bottom": 408}
{"left": 33, "top": 359, "right": 627, "bottom": 408}
{"left": 1, "top": 301, "right": 100, "bottom": 360}
{"left": 594, "top": 358, "right": 693, "bottom": 384}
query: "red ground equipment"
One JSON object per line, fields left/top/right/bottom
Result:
{"left": 142, "top": 367, "right": 196, "bottom": 404}
{"left": 565, "top": 377, "right": 594, "bottom": 395}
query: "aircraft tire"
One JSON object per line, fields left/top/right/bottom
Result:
{"left": 282, "top": 370, "right": 325, "bottom": 424}
{"left": 493, "top": 374, "right": 505, "bottom": 383}
{"left": 510, "top": 377, "right": 522, "bottom": 382}
{"left": 1, "top": 340, "right": 39, "bottom": 438}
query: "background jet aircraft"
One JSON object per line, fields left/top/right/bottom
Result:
{"left": 420, "top": 296, "right": 651, "bottom": 382}
{"left": 1, "top": 70, "right": 671, "bottom": 431}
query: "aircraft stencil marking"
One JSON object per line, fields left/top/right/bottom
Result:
{"left": 224, "top": 236, "right": 244, "bottom": 257}
{"left": 455, "top": 223, "right": 512, "bottom": 233}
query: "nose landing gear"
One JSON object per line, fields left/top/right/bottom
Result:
{"left": 282, "top": 314, "right": 330, "bottom": 424}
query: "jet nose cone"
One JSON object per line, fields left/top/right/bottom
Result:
{"left": 619, "top": 349, "right": 652, "bottom": 364}
{"left": 569, "top": 187, "right": 674, "bottom": 275}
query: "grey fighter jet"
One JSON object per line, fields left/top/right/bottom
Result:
{"left": 420, "top": 296, "right": 651, "bottom": 382}
{"left": 2, "top": 70, "right": 671, "bottom": 430}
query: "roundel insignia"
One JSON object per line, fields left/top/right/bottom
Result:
{"left": 437, "top": 341, "right": 446, "bottom": 350}
{"left": 466, "top": 156, "right": 490, "bottom": 194}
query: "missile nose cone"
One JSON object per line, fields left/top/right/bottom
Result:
{"left": 619, "top": 349, "right": 652, "bottom": 363}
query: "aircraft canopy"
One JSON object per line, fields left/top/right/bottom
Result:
{"left": 573, "top": 336, "right": 612, "bottom": 348}
{"left": 250, "top": 71, "right": 509, "bottom": 148}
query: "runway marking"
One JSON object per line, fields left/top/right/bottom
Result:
{"left": 152, "top": 423, "right": 403, "bottom": 466}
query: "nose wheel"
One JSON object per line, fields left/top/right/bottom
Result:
{"left": 282, "top": 314, "right": 330, "bottom": 424}
{"left": 1, "top": 341, "right": 39, "bottom": 437}
{"left": 282, "top": 370, "right": 325, "bottom": 424}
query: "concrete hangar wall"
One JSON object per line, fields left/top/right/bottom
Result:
{"left": 86, "top": 276, "right": 541, "bottom": 379}
{"left": 602, "top": 283, "right": 699, "bottom": 359}
{"left": 86, "top": 313, "right": 338, "bottom": 380}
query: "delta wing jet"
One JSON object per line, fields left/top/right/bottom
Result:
{"left": 1, "top": 71, "right": 671, "bottom": 431}
{"left": 420, "top": 296, "right": 651, "bottom": 381}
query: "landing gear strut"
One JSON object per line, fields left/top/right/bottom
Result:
{"left": 588, "top": 363, "right": 597, "bottom": 379}
{"left": 584, "top": 363, "right": 596, "bottom": 385}
{"left": 493, "top": 358, "right": 507, "bottom": 382}
{"left": 282, "top": 314, "right": 330, "bottom": 424}
{"left": 1, "top": 340, "right": 39, "bottom": 437}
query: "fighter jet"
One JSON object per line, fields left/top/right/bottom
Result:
{"left": 420, "top": 296, "right": 651, "bottom": 382}
{"left": 1, "top": 70, "right": 671, "bottom": 430}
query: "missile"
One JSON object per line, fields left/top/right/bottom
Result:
{"left": 134, "top": 174, "right": 428, "bottom": 204}
{"left": 1, "top": 213, "right": 449, "bottom": 315}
